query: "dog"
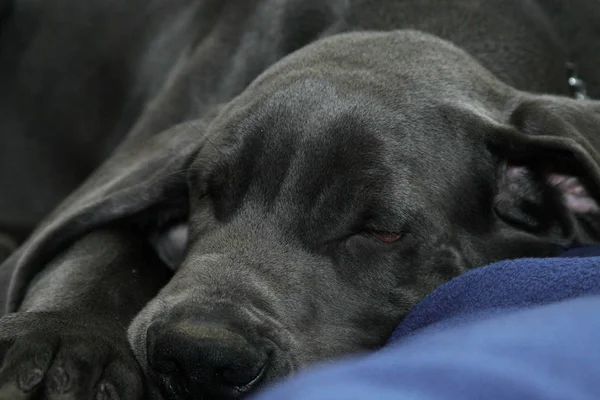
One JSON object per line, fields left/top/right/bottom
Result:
{"left": 1, "top": 0, "right": 600, "bottom": 399}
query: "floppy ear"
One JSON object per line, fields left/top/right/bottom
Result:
{"left": 1, "top": 119, "right": 210, "bottom": 313}
{"left": 487, "top": 95, "right": 600, "bottom": 247}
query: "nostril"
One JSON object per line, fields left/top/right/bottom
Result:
{"left": 215, "top": 348, "right": 270, "bottom": 388}
{"left": 150, "top": 355, "right": 189, "bottom": 399}
{"left": 226, "top": 362, "right": 269, "bottom": 393}
{"left": 206, "top": 345, "right": 269, "bottom": 392}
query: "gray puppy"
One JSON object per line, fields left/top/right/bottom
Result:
{"left": 1, "top": 1, "right": 600, "bottom": 399}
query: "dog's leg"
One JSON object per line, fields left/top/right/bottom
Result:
{"left": 0, "top": 229, "right": 171, "bottom": 400}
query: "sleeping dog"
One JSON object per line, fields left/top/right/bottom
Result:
{"left": 1, "top": 0, "right": 600, "bottom": 399}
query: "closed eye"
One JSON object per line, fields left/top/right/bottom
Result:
{"left": 369, "top": 231, "right": 404, "bottom": 243}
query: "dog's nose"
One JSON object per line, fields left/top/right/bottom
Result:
{"left": 147, "top": 321, "right": 269, "bottom": 399}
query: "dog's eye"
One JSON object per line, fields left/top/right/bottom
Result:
{"left": 150, "top": 222, "right": 189, "bottom": 271}
{"left": 370, "top": 231, "right": 404, "bottom": 243}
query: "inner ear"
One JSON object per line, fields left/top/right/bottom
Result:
{"left": 494, "top": 162, "right": 569, "bottom": 235}
{"left": 492, "top": 144, "right": 600, "bottom": 246}
{"left": 486, "top": 95, "right": 600, "bottom": 246}
{"left": 500, "top": 162, "right": 599, "bottom": 216}
{"left": 546, "top": 172, "right": 599, "bottom": 214}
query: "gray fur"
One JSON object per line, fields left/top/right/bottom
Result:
{"left": 1, "top": 0, "right": 600, "bottom": 399}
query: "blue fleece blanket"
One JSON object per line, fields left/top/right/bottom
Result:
{"left": 253, "top": 247, "right": 600, "bottom": 400}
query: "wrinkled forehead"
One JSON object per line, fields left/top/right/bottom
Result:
{"left": 190, "top": 75, "right": 478, "bottom": 235}
{"left": 193, "top": 29, "right": 504, "bottom": 177}
{"left": 186, "top": 31, "right": 509, "bottom": 238}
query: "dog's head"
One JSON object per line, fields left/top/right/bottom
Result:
{"left": 5, "top": 31, "right": 600, "bottom": 399}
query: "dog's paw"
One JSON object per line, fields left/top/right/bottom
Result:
{"left": 0, "top": 312, "right": 144, "bottom": 400}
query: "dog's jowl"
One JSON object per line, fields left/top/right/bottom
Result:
{"left": 1, "top": 0, "right": 600, "bottom": 399}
